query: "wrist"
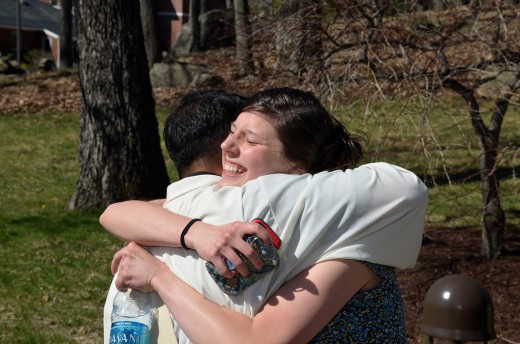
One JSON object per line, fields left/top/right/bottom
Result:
{"left": 181, "top": 218, "right": 202, "bottom": 250}
{"left": 151, "top": 262, "right": 176, "bottom": 291}
{"left": 185, "top": 221, "right": 213, "bottom": 253}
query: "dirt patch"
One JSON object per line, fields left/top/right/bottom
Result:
{"left": 399, "top": 228, "right": 520, "bottom": 343}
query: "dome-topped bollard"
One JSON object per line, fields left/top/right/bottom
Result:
{"left": 421, "top": 274, "right": 496, "bottom": 343}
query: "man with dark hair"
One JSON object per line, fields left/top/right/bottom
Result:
{"left": 104, "top": 90, "right": 247, "bottom": 344}
{"left": 163, "top": 90, "right": 246, "bottom": 178}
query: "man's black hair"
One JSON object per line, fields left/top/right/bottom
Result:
{"left": 164, "top": 90, "right": 246, "bottom": 178}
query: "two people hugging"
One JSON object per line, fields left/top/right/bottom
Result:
{"left": 101, "top": 87, "right": 428, "bottom": 343}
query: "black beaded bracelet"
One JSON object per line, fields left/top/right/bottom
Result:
{"left": 180, "top": 218, "right": 201, "bottom": 250}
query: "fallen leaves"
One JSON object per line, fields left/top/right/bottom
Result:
{"left": 0, "top": 71, "right": 186, "bottom": 114}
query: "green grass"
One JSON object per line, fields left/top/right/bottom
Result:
{"left": 0, "top": 110, "right": 174, "bottom": 343}
{"left": 0, "top": 97, "right": 518, "bottom": 342}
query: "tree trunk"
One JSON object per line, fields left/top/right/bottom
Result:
{"left": 140, "top": 0, "right": 159, "bottom": 69}
{"left": 275, "top": 0, "right": 323, "bottom": 81}
{"left": 480, "top": 141, "right": 505, "bottom": 259}
{"left": 189, "top": 0, "right": 201, "bottom": 52}
{"left": 478, "top": 97, "right": 508, "bottom": 258}
{"left": 59, "top": 0, "right": 73, "bottom": 69}
{"left": 234, "top": 0, "right": 254, "bottom": 76}
{"left": 70, "top": 0, "right": 170, "bottom": 210}
{"left": 446, "top": 78, "right": 506, "bottom": 258}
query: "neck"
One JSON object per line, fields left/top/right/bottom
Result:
{"left": 180, "top": 159, "right": 222, "bottom": 179}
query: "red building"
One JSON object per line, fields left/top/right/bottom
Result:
{"left": 0, "top": 0, "right": 227, "bottom": 68}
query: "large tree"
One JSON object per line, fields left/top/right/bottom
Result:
{"left": 69, "top": 0, "right": 169, "bottom": 210}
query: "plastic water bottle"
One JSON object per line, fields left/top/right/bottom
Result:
{"left": 109, "top": 289, "right": 153, "bottom": 344}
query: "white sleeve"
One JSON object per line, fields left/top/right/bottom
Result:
{"left": 242, "top": 163, "right": 428, "bottom": 290}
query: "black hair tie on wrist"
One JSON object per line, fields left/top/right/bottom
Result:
{"left": 180, "top": 218, "right": 202, "bottom": 250}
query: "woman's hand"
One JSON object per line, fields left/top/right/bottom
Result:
{"left": 112, "top": 242, "right": 168, "bottom": 292}
{"left": 185, "top": 221, "right": 272, "bottom": 279}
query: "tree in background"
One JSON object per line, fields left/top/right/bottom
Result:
{"left": 189, "top": 0, "right": 202, "bottom": 52}
{"left": 59, "top": 0, "right": 73, "bottom": 69}
{"left": 69, "top": 0, "right": 169, "bottom": 210}
{"left": 245, "top": 0, "right": 519, "bottom": 258}
{"left": 234, "top": 0, "right": 254, "bottom": 76}
{"left": 334, "top": 1, "right": 519, "bottom": 258}
{"left": 351, "top": 1, "right": 516, "bottom": 258}
{"left": 275, "top": 0, "right": 323, "bottom": 81}
{"left": 140, "top": 0, "right": 160, "bottom": 69}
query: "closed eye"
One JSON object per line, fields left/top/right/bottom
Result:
{"left": 229, "top": 123, "right": 262, "bottom": 145}
{"left": 246, "top": 137, "right": 259, "bottom": 145}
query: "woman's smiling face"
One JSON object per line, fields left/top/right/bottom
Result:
{"left": 218, "top": 111, "right": 302, "bottom": 187}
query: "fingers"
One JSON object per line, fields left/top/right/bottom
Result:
{"left": 226, "top": 240, "right": 262, "bottom": 274}
{"left": 235, "top": 222, "right": 269, "bottom": 271}
{"left": 215, "top": 221, "right": 269, "bottom": 276}
{"left": 113, "top": 249, "right": 128, "bottom": 291}
{"left": 112, "top": 243, "right": 142, "bottom": 291}
{"left": 111, "top": 249, "right": 123, "bottom": 275}
{"left": 213, "top": 260, "right": 238, "bottom": 279}
{"left": 221, "top": 245, "right": 252, "bottom": 277}
{"left": 188, "top": 220, "right": 276, "bottom": 278}
{"left": 114, "top": 272, "right": 128, "bottom": 292}
{"left": 250, "top": 221, "right": 272, "bottom": 246}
